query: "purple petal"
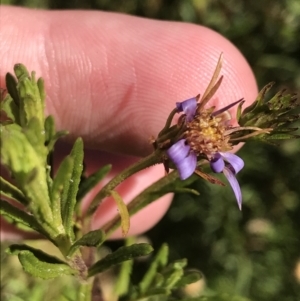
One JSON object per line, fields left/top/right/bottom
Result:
{"left": 167, "top": 139, "right": 190, "bottom": 163}
{"left": 166, "top": 139, "right": 197, "bottom": 180}
{"left": 223, "top": 167, "right": 242, "bottom": 210}
{"left": 176, "top": 97, "right": 198, "bottom": 122}
{"left": 219, "top": 152, "right": 244, "bottom": 174}
{"left": 176, "top": 152, "right": 197, "bottom": 180}
{"left": 210, "top": 153, "right": 225, "bottom": 173}
{"left": 212, "top": 98, "right": 244, "bottom": 116}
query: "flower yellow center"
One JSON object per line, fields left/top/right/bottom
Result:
{"left": 183, "top": 109, "right": 232, "bottom": 158}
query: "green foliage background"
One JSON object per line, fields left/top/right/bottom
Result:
{"left": 1, "top": 1, "right": 300, "bottom": 301}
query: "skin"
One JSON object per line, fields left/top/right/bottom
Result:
{"left": 0, "top": 6, "right": 258, "bottom": 239}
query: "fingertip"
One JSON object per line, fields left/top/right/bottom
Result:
{"left": 0, "top": 7, "right": 258, "bottom": 156}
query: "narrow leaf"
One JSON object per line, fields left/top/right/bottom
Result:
{"left": 37, "top": 77, "right": 46, "bottom": 104}
{"left": 0, "top": 124, "right": 53, "bottom": 223}
{"left": 44, "top": 115, "right": 56, "bottom": 146}
{"left": 88, "top": 243, "right": 153, "bottom": 276}
{"left": 23, "top": 117, "right": 47, "bottom": 161}
{"left": 68, "top": 229, "right": 106, "bottom": 257}
{"left": 174, "top": 270, "right": 202, "bottom": 288}
{"left": 0, "top": 176, "right": 28, "bottom": 205}
{"left": 5, "top": 72, "right": 20, "bottom": 107}
{"left": 264, "top": 133, "right": 300, "bottom": 140}
{"left": 61, "top": 138, "right": 84, "bottom": 241}
{"left": 0, "top": 199, "right": 42, "bottom": 233}
{"left": 236, "top": 100, "right": 245, "bottom": 123}
{"left": 200, "top": 75, "right": 223, "bottom": 109}
{"left": 110, "top": 190, "right": 130, "bottom": 236}
{"left": 51, "top": 156, "right": 74, "bottom": 226}
{"left": 14, "top": 64, "right": 29, "bottom": 80}
{"left": 114, "top": 237, "right": 135, "bottom": 297}
{"left": 164, "top": 259, "right": 187, "bottom": 271}
{"left": 163, "top": 269, "right": 183, "bottom": 289}
{"left": 194, "top": 169, "right": 225, "bottom": 186}
{"left": 128, "top": 172, "right": 196, "bottom": 216}
{"left": 199, "top": 53, "right": 223, "bottom": 109}
{"left": 139, "top": 244, "right": 169, "bottom": 294}
{"left": 44, "top": 115, "right": 68, "bottom": 152}
{"left": 77, "top": 164, "right": 111, "bottom": 201}
{"left": 159, "top": 259, "right": 187, "bottom": 289}
{"left": 0, "top": 93, "right": 19, "bottom": 123}
{"left": 102, "top": 171, "right": 198, "bottom": 236}
{"left": 7, "top": 244, "right": 76, "bottom": 279}
{"left": 15, "top": 67, "right": 45, "bottom": 127}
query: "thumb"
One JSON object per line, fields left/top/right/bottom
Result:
{"left": 0, "top": 6, "right": 257, "bottom": 157}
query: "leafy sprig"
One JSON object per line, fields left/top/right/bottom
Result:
{"left": 0, "top": 65, "right": 202, "bottom": 300}
{"left": 1, "top": 62, "right": 299, "bottom": 301}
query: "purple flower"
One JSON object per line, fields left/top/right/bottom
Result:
{"left": 167, "top": 97, "right": 198, "bottom": 180}
{"left": 166, "top": 139, "right": 197, "bottom": 180}
{"left": 176, "top": 96, "right": 198, "bottom": 122}
{"left": 166, "top": 96, "right": 245, "bottom": 210}
{"left": 210, "top": 152, "right": 244, "bottom": 210}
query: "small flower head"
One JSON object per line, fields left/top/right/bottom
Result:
{"left": 164, "top": 54, "right": 246, "bottom": 208}
{"left": 184, "top": 102, "right": 233, "bottom": 159}
{"left": 159, "top": 54, "right": 299, "bottom": 210}
{"left": 167, "top": 95, "right": 245, "bottom": 209}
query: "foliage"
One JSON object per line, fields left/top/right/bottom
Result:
{"left": 1, "top": 1, "right": 300, "bottom": 301}
{"left": 0, "top": 65, "right": 205, "bottom": 300}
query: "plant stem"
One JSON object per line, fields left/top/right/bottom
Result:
{"left": 77, "top": 279, "right": 93, "bottom": 301}
{"left": 102, "top": 170, "right": 179, "bottom": 236}
{"left": 88, "top": 149, "right": 163, "bottom": 215}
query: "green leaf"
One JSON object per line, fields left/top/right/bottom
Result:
{"left": 5, "top": 72, "right": 20, "bottom": 107}
{"left": 88, "top": 243, "right": 153, "bottom": 276}
{"left": 164, "top": 258, "right": 187, "bottom": 270}
{"left": 44, "top": 115, "right": 68, "bottom": 152}
{"left": 14, "top": 63, "right": 30, "bottom": 80}
{"left": 68, "top": 229, "right": 106, "bottom": 257}
{"left": 77, "top": 164, "right": 111, "bottom": 201}
{"left": 61, "top": 138, "right": 84, "bottom": 241}
{"left": 23, "top": 117, "right": 47, "bottom": 162}
{"left": 147, "top": 259, "right": 187, "bottom": 294}
{"left": 236, "top": 100, "right": 244, "bottom": 123}
{"left": 114, "top": 237, "right": 135, "bottom": 297}
{"left": 0, "top": 176, "right": 28, "bottom": 205}
{"left": 159, "top": 259, "right": 187, "bottom": 290}
{"left": 128, "top": 172, "right": 196, "bottom": 217}
{"left": 51, "top": 156, "right": 74, "bottom": 226}
{"left": 164, "top": 269, "right": 183, "bottom": 289}
{"left": 0, "top": 93, "right": 19, "bottom": 123}
{"left": 0, "top": 199, "right": 43, "bottom": 233}
{"left": 0, "top": 124, "right": 53, "bottom": 225}
{"left": 263, "top": 132, "right": 300, "bottom": 140}
{"left": 136, "top": 292, "right": 168, "bottom": 301}
{"left": 37, "top": 77, "right": 46, "bottom": 104}
{"left": 174, "top": 270, "right": 202, "bottom": 288}
{"left": 88, "top": 150, "right": 163, "bottom": 215}
{"left": 44, "top": 115, "right": 56, "bottom": 145}
{"left": 139, "top": 244, "right": 169, "bottom": 294}
{"left": 103, "top": 171, "right": 197, "bottom": 237}
{"left": 110, "top": 190, "right": 130, "bottom": 237}
{"left": 237, "top": 83, "right": 300, "bottom": 142}
{"left": 14, "top": 65, "right": 45, "bottom": 127}
{"left": 7, "top": 244, "right": 76, "bottom": 279}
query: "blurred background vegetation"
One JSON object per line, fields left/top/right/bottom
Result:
{"left": 1, "top": 1, "right": 300, "bottom": 301}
